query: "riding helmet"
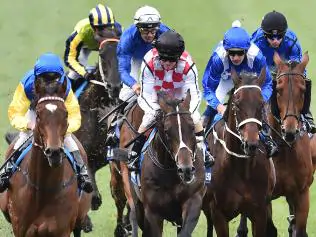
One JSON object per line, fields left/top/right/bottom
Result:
{"left": 261, "top": 10, "right": 288, "bottom": 34}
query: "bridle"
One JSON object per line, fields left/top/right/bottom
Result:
{"left": 33, "top": 96, "right": 66, "bottom": 154}
{"left": 148, "top": 107, "right": 196, "bottom": 169}
{"left": 275, "top": 71, "right": 306, "bottom": 124}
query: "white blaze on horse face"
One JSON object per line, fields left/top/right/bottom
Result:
{"left": 45, "top": 103, "right": 58, "bottom": 113}
{"left": 175, "top": 106, "right": 192, "bottom": 159}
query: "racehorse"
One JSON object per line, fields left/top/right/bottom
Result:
{"left": 74, "top": 30, "right": 121, "bottom": 211}
{"left": 203, "top": 68, "right": 274, "bottom": 237}
{"left": 0, "top": 76, "right": 91, "bottom": 236}
{"left": 131, "top": 91, "right": 205, "bottom": 237}
{"left": 236, "top": 52, "right": 313, "bottom": 237}
{"left": 110, "top": 100, "right": 143, "bottom": 237}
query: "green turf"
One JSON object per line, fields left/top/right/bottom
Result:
{"left": 0, "top": 0, "right": 316, "bottom": 236}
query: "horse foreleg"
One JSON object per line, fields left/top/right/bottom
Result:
{"left": 178, "top": 194, "right": 203, "bottom": 237}
{"left": 202, "top": 203, "right": 214, "bottom": 237}
{"left": 212, "top": 208, "right": 229, "bottom": 237}
{"left": 88, "top": 164, "right": 102, "bottom": 210}
{"left": 236, "top": 214, "right": 248, "bottom": 237}
{"left": 143, "top": 207, "right": 163, "bottom": 237}
{"left": 110, "top": 162, "right": 128, "bottom": 237}
{"left": 73, "top": 227, "right": 81, "bottom": 237}
{"left": 293, "top": 190, "right": 310, "bottom": 237}
{"left": 250, "top": 206, "right": 268, "bottom": 237}
{"left": 266, "top": 202, "right": 277, "bottom": 237}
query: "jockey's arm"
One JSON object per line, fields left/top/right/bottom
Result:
{"left": 202, "top": 54, "right": 224, "bottom": 110}
{"left": 254, "top": 57, "right": 273, "bottom": 102}
{"left": 7, "top": 83, "right": 31, "bottom": 131}
{"left": 117, "top": 36, "right": 138, "bottom": 88}
{"left": 64, "top": 90, "right": 81, "bottom": 134}
{"left": 182, "top": 64, "right": 201, "bottom": 114}
{"left": 64, "top": 31, "right": 86, "bottom": 78}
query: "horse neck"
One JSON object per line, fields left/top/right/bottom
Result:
{"left": 28, "top": 146, "right": 66, "bottom": 195}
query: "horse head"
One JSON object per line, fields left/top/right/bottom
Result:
{"left": 34, "top": 75, "right": 68, "bottom": 167}
{"left": 229, "top": 68, "right": 265, "bottom": 156}
{"left": 274, "top": 52, "right": 309, "bottom": 143}
{"left": 95, "top": 30, "right": 121, "bottom": 100}
{"left": 157, "top": 90, "right": 196, "bottom": 184}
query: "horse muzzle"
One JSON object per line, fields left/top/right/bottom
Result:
{"left": 177, "top": 165, "right": 196, "bottom": 184}
{"left": 241, "top": 140, "right": 259, "bottom": 156}
{"left": 44, "top": 147, "right": 64, "bottom": 167}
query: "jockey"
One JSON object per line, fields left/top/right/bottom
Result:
{"left": 251, "top": 10, "right": 316, "bottom": 133}
{"left": 64, "top": 4, "right": 122, "bottom": 91}
{"left": 0, "top": 53, "right": 93, "bottom": 193}
{"left": 106, "top": 5, "right": 170, "bottom": 145}
{"left": 128, "top": 30, "right": 214, "bottom": 170}
{"left": 202, "top": 21, "right": 278, "bottom": 157}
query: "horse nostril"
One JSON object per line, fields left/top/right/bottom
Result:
{"left": 45, "top": 148, "right": 52, "bottom": 156}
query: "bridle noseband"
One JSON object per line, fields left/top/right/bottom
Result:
{"left": 275, "top": 71, "right": 306, "bottom": 123}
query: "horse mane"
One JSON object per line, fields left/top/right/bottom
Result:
{"left": 239, "top": 71, "right": 260, "bottom": 85}
{"left": 285, "top": 60, "right": 299, "bottom": 69}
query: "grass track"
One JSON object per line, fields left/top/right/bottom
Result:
{"left": 0, "top": 0, "right": 316, "bottom": 236}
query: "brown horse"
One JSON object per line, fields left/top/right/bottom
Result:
{"left": 0, "top": 78, "right": 91, "bottom": 236}
{"left": 128, "top": 91, "right": 205, "bottom": 237}
{"left": 110, "top": 100, "right": 143, "bottom": 237}
{"left": 74, "top": 32, "right": 121, "bottom": 211}
{"left": 236, "top": 52, "right": 313, "bottom": 237}
{"left": 203, "top": 68, "right": 274, "bottom": 237}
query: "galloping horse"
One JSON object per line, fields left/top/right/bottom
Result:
{"left": 110, "top": 100, "right": 143, "bottom": 237}
{"left": 74, "top": 31, "right": 121, "bottom": 210}
{"left": 130, "top": 91, "right": 205, "bottom": 237}
{"left": 0, "top": 77, "right": 91, "bottom": 236}
{"left": 236, "top": 52, "right": 313, "bottom": 237}
{"left": 203, "top": 68, "right": 274, "bottom": 237}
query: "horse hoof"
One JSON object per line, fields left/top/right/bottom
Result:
{"left": 91, "top": 195, "right": 102, "bottom": 210}
{"left": 114, "top": 224, "right": 128, "bottom": 237}
{"left": 235, "top": 233, "right": 248, "bottom": 237}
{"left": 82, "top": 215, "right": 93, "bottom": 233}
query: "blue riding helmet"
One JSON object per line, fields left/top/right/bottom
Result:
{"left": 223, "top": 25, "right": 251, "bottom": 51}
{"left": 34, "top": 53, "right": 65, "bottom": 83}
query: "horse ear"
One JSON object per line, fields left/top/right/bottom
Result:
{"left": 299, "top": 51, "right": 309, "bottom": 71}
{"left": 258, "top": 66, "right": 266, "bottom": 87}
{"left": 57, "top": 75, "right": 68, "bottom": 97}
{"left": 231, "top": 68, "right": 239, "bottom": 87}
{"left": 273, "top": 52, "right": 283, "bottom": 67}
{"left": 181, "top": 89, "right": 191, "bottom": 111}
{"left": 157, "top": 91, "right": 169, "bottom": 112}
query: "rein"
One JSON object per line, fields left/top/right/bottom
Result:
{"left": 94, "top": 38, "right": 120, "bottom": 89}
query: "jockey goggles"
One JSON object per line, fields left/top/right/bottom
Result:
{"left": 139, "top": 27, "right": 158, "bottom": 35}
{"left": 227, "top": 50, "right": 246, "bottom": 57}
{"left": 264, "top": 31, "right": 285, "bottom": 40}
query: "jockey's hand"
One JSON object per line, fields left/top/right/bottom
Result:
{"left": 132, "top": 83, "right": 141, "bottom": 96}
{"left": 84, "top": 71, "right": 94, "bottom": 81}
{"left": 217, "top": 104, "right": 226, "bottom": 116}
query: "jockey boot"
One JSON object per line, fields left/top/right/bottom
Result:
{"left": 72, "top": 151, "right": 93, "bottom": 193}
{"left": 128, "top": 134, "right": 147, "bottom": 171}
{"left": 0, "top": 161, "right": 14, "bottom": 193}
{"left": 260, "top": 133, "right": 278, "bottom": 157}
{"left": 196, "top": 131, "right": 215, "bottom": 168}
{"left": 304, "top": 111, "right": 316, "bottom": 134}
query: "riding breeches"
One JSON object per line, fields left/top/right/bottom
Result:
{"left": 119, "top": 58, "right": 141, "bottom": 102}
{"left": 67, "top": 47, "right": 91, "bottom": 80}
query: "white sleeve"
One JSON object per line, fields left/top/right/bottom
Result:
{"left": 138, "top": 61, "right": 160, "bottom": 112}
{"left": 182, "top": 64, "right": 201, "bottom": 113}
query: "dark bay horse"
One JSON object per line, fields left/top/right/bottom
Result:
{"left": 131, "top": 91, "right": 206, "bottom": 237}
{"left": 203, "top": 69, "right": 274, "bottom": 237}
{"left": 0, "top": 78, "right": 91, "bottom": 236}
{"left": 74, "top": 33, "right": 121, "bottom": 210}
{"left": 236, "top": 52, "right": 313, "bottom": 237}
{"left": 110, "top": 101, "right": 143, "bottom": 237}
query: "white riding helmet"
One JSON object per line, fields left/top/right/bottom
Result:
{"left": 134, "top": 5, "right": 161, "bottom": 28}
